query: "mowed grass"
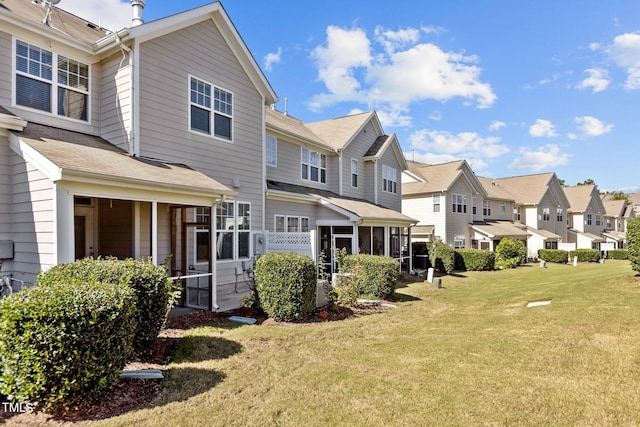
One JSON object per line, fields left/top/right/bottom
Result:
{"left": 100, "top": 260, "right": 640, "bottom": 426}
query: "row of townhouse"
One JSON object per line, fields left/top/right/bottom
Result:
{"left": 402, "top": 160, "right": 635, "bottom": 258}
{"left": 0, "top": 0, "right": 416, "bottom": 311}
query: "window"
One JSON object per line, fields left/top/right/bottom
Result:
{"left": 216, "top": 201, "right": 250, "bottom": 260}
{"left": 301, "top": 148, "right": 326, "bottom": 183}
{"left": 275, "top": 215, "right": 285, "bottom": 232}
{"left": 266, "top": 135, "right": 277, "bottom": 166}
{"left": 483, "top": 200, "right": 491, "bottom": 216}
{"left": 454, "top": 237, "right": 465, "bottom": 249}
{"left": 514, "top": 206, "right": 521, "bottom": 221}
{"left": 542, "top": 207, "right": 550, "bottom": 221}
{"left": 545, "top": 241, "right": 558, "bottom": 249}
{"left": 382, "top": 165, "right": 397, "bottom": 193}
{"left": 15, "top": 40, "right": 89, "bottom": 121}
{"left": 556, "top": 208, "right": 563, "bottom": 223}
{"left": 433, "top": 194, "right": 441, "bottom": 213}
{"left": 452, "top": 194, "right": 467, "bottom": 213}
{"left": 499, "top": 202, "right": 506, "bottom": 214}
{"left": 287, "top": 216, "right": 299, "bottom": 232}
{"left": 596, "top": 215, "right": 601, "bottom": 226}
{"left": 351, "top": 159, "right": 358, "bottom": 187}
{"left": 195, "top": 207, "right": 210, "bottom": 264}
{"left": 586, "top": 213, "right": 592, "bottom": 226}
{"left": 190, "top": 76, "right": 233, "bottom": 140}
{"left": 472, "top": 197, "right": 477, "bottom": 215}
{"left": 301, "top": 217, "right": 309, "bottom": 232}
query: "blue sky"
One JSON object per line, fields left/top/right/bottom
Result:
{"left": 60, "top": 0, "right": 640, "bottom": 193}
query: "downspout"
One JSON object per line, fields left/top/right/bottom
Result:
{"left": 373, "top": 159, "right": 378, "bottom": 205}
{"left": 261, "top": 97, "right": 266, "bottom": 233}
{"left": 211, "top": 195, "right": 226, "bottom": 312}
{"left": 337, "top": 149, "right": 343, "bottom": 196}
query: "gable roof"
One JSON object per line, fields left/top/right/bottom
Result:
{"left": 563, "top": 184, "right": 603, "bottom": 213}
{"left": 470, "top": 221, "right": 529, "bottom": 239}
{"left": 477, "top": 176, "right": 516, "bottom": 201}
{"left": 492, "top": 172, "right": 559, "bottom": 205}
{"left": 265, "top": 108, "right": 329, "bottom": 150}
{"left": 601, "top": 197, "right": 627, "bottom": 217}
{"left": 11, "top": 122, "right": 236, "bottom": 198}
{"left": 305, "top": 111, "right": 377, "bottom": 151}
{"left": 403, "top": 160, "right": 486, "bottom": 196}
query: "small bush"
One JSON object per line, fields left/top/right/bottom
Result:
{"left": 432, "top": 242, "right": 456, "bottom": 274}
{"left": 38, "top": 258, "right": 179, "bottom": 351}
{"left": 569, "top": 249, "right": 601, "bottom": 263}
{"left": 538, "top": 249, "right": 569, "bottom": 264}
{"left": 495, "top": 238, "right": 527, "bottom": 269}
{"left": 607, "top": 249, "right": 628, "bottom": 260}
{"left": 629, "top": 218, "right": 640, "bottom": 274}
{"left": 254, "top": 252, "right": 317, "bottom": 321}
{"left": 455, "top": 249, "right": 495, "bottom": 271}
{"left": 0, "top": 283, "right": 136, "bottom": 411}
{"left": 340, "top": 254, "right": 399, "bottom": 298}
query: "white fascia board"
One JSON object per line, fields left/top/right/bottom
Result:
{"left": 0, "top": 114, "right": 27, "bottom": 132}
{"left": 9, "top": 134, "right": 62, "bottom": 181}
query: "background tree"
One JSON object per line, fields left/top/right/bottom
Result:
{"left": 628, "top": 217, "right": 640, "bottom": 275}
{"left": 577, "top": 178, "right": 596, "bottom": 186}
{"left": 606, "top": 190, "right": 631, "bottom": 204}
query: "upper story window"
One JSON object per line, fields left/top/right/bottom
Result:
{"left": 301, "top": 148, "right": 326, "bottom": 183}
{"left": 266, "top": 135, "right": 277, "bottom": 166}
{"left": 15, "top": 40, "right": 89, "bottom": 121}
{"left": 190, "top": 76, "right": 233, "bottom": 140}
{"left": 556, "top": 208, "right": 563, "bottom": 223}
{"left": 596, "top": 214, "right": 601, "bottom": 226}
{"left": 433, "top": 194, "right": 441, "bottom": 213}
{"left": 514, "top": 206, "right": 521, "bottom": 221}
{"left": 452, "top": 194, "right": 467, "bottom": 214}
{"left": 382, "top": 165, "right": 397, "bottom": 194}
{"left": 351, "top": 159, "right": 358, "bottom": 187}
{"left": 542, "top": 207, "right": 550, "bottom": 221}
{"left": 472, "top": 197, "right": 477, "bottom": 215}
{"left": 483, "top": 200, "right": 491, "bottom": 216}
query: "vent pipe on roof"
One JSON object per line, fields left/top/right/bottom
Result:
{"left": 131, "top": 0, "right": 145, "bottom": 26}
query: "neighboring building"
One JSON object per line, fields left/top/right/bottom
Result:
{"left": 0, "top": 1, "right": 278, "bottom": 311}
{"left": 402, "top": 160, "right": 486, "bottom": 249}
{"left": 629, "top": 193, "right": 640, "bottom": 217}
{"left": 564, "top": 185, "right": 607, "bottom": 250}
{"left": 601, "top": 194, "right": 635, "bottom": 249}
{"left": 265, "top": 108, "right": 416, "bottom": 274}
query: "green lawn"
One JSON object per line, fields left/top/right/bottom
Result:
{"left": 100, "top": 260, "right": 640, "bottom": 426}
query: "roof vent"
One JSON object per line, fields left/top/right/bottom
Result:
{"left": 131, "top": 0, "right": 145, "bottom": 26}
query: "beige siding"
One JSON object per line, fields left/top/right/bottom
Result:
{"left": 265, "top": 200, "right": 317, "bottom": 232}
{"left": 100, "top": 52, "right": 131, "bottom": 152}
{"left": 340, "top": 121, "right": 379, "bottom": 200}
{"left": 0, "top": 31, "right": 11, "bottom": 106}
{"left": 446, "top": 178, "right": 474, "bottom": 246}
{"left": 377, "top": 148, "right": 403, "bottom": 211}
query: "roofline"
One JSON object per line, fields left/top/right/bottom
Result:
{"left": 266, "top": 124, "right": 336, "bottom": 153}
{"left": 340, "top": 111, "right": 378, "bottom": 151}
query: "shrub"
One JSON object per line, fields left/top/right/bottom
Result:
{"left": 340, "top": 254, "right": 399, "bottom": 298}
{"left": 37, "top": 258, "right": 179, "bottom": 351}
{"left": 607, "top": 249, "right": 628, "bottom": 260}
{"left": 0, "top": 283, "right": 136, "bottom": 411}
{"left": 630, "top": 218, "right": 640, "bottom": 274}
{"left": 495, "top": 238, "right": 527, "bottom": 269}
{"left": 432, "top": 242, "right": 456, "bottom": 274}
{"left": 569, "top": 249, "right": 601, "bottom": 263}
{"left": 538, "top": 249, "right": 569, "bottom": 264}
{"left": 455, "top": 249, "right": 495, "bottom": 271}
{"left": 254, "top": 252, "right": 317, "bottom": 321}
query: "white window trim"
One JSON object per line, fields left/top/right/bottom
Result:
{"left": 382, "top": 165, "right": 398, "bottom": 194}
{"left": 351, "top": 158, "right": 358, "bottom": 188}
{"left": 433, "top": 194, "right": 441, "bottom": 213}
{"left": 188, "top": 74, "right": 234, "bottom": 143}
{"left": 452, "top": 194, "right": 467, "bottom": 214}
{"left": 216, "top": 201, "right": 251, "bottom": 262}
{"left": 300, "top": 147, "right": 327, "bottom": 184}
{"left": 274, "top": 214, "right": 285, "bottom": 232}
{"left": 193, "top": 207, "right": 211, "bottom": 266}
{"left": 266, "top": 135, "right": 277, "bottom": 167}
{"left": 13, "top": 38, "right": 91, "bottom": 123}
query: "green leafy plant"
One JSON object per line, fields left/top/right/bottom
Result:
{"left": 495, "top": 238, "right": 527, "bottom": 269}
{"left": 628, "top": 217, "right": 640, "bottom": 274}
{"left": 538, "top": 249, "right": 569, "bottom": 264}
{"left": 455, "top": 249, "right": 496, "bottom": 271}
{"left": 432, "top": 241, "right": 456, "bottom": 274}
{"left": 607, "top": 249, "right": 628, "bottom": 260}
{"left": 340, "top": 254, "right": 399, "bottom": 298}
{"left": 254, "top": 252, "right": 317, "bottom": 321}
{"left": 569, "top": 249, "right": 601, "bottom": 263}
{"left": 0, "top": 283, "right": 136, "bottom": 411}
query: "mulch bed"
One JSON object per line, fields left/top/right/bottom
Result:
{"left": 0, "top": 303, "right": 387, "bottom": 426}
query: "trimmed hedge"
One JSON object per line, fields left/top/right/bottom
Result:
{"left": 455, "top": 249, "right": 495, "bottom": 271}
{"left": 254, "top": 252, "right": 317, "bottom": 321}
{"left": 630, "top": 218, "right": 640, "bottom": 273}
{"left": 432, "top": 242, "right": 456, "bottom": 274}
{"left": 607, "top": 249, "right": 628, "bottom": 260}
{"left": 341, "top": 254, "right": 399, "bottom": 298}
{"left": 569, "top": 249, "right": 601, "bottom": 263}
{"left": 538, "top": 249, "right": 569, "bottom": 264}
{"left": 0, "top": 283, "right": 136, "bottom": 411}
{"left": 37, "top": 258, "right": 178, "bottom": 351}
{"left": 495, "top": 238, "right": 527, "bottom": 269}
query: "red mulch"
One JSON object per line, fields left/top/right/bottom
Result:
{"left": 0, "top": 303, "right": 386, "bottom": 426}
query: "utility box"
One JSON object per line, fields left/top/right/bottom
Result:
{"left": 0, "top": 241, "right": 13, "bottom": 260}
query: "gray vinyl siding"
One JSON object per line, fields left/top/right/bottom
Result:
{"left": 0, "top": 31, "right": 11, "bottom": 106}
{"left": 340, "top": 121, "right": 378, "bottom": 200}
{"left": 445, "top": 179, "right": 474, "bottom": 246}
{"left": 100, "top": 52, "right": 131, "bottom": 152}
{"left": 11, "top": 154, "right": 55, "bottom": 285}
{"left": 0, "top": 136, "right": 12, "bottom": 238}
{"left": 265, "top": 200, "right": 317, "bottom": 232}
{"left": 135, "top": 20, "right": 265, "bottom": 287}
{"left": 376, "top": 147, "right": 403, "bottom": 211}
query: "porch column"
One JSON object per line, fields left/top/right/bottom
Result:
{"left": 134, "top": 201, "right": 141, "bottom": 259}
{"left": 151, "top": 200, "right": 158, "bottom": 265}
{"left": 56, "top": 185, "right": 75, "bottom": 265}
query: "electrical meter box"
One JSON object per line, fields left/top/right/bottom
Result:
{"left": 0, "top": 241, "right": 14, "bottom": 259}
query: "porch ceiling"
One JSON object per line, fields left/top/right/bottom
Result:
{"left": 12, "top": 122, "right": 236, "bottom": 198}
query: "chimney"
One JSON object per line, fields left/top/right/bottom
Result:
{"left": 131, "top": 0, "right": 145, "bottom": 26}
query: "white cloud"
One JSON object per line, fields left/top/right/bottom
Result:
{"left": 509, "top": 144, "right": 571, "bottom": 171}
{"left": 409, "top": 151, "right": 458, "bottom": 165}
{"left": 264, "top": 47, "right": 282, "bottom": 72}
{"left": 409, "top": 129, "right": 510, "bottom": 160}
{"left": 309, "top": 25, "right": 496, "bottom": 115}
{"left": 574, "top": 116, "right": 613, "bottom": 137}
{"left": 575, "top": 68, "right": 610, "bottom": 93}
{"left": 489, "top": 120, "right": 506, "bottom": 131}
{"left": 529, "top": 119, "right": 558, "bottom": 138}
{"left": 607, "top": 32, "right": 640, "bottom": 89}
{"left": 59, "top": 0, "right": 132, "bottom": 31}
